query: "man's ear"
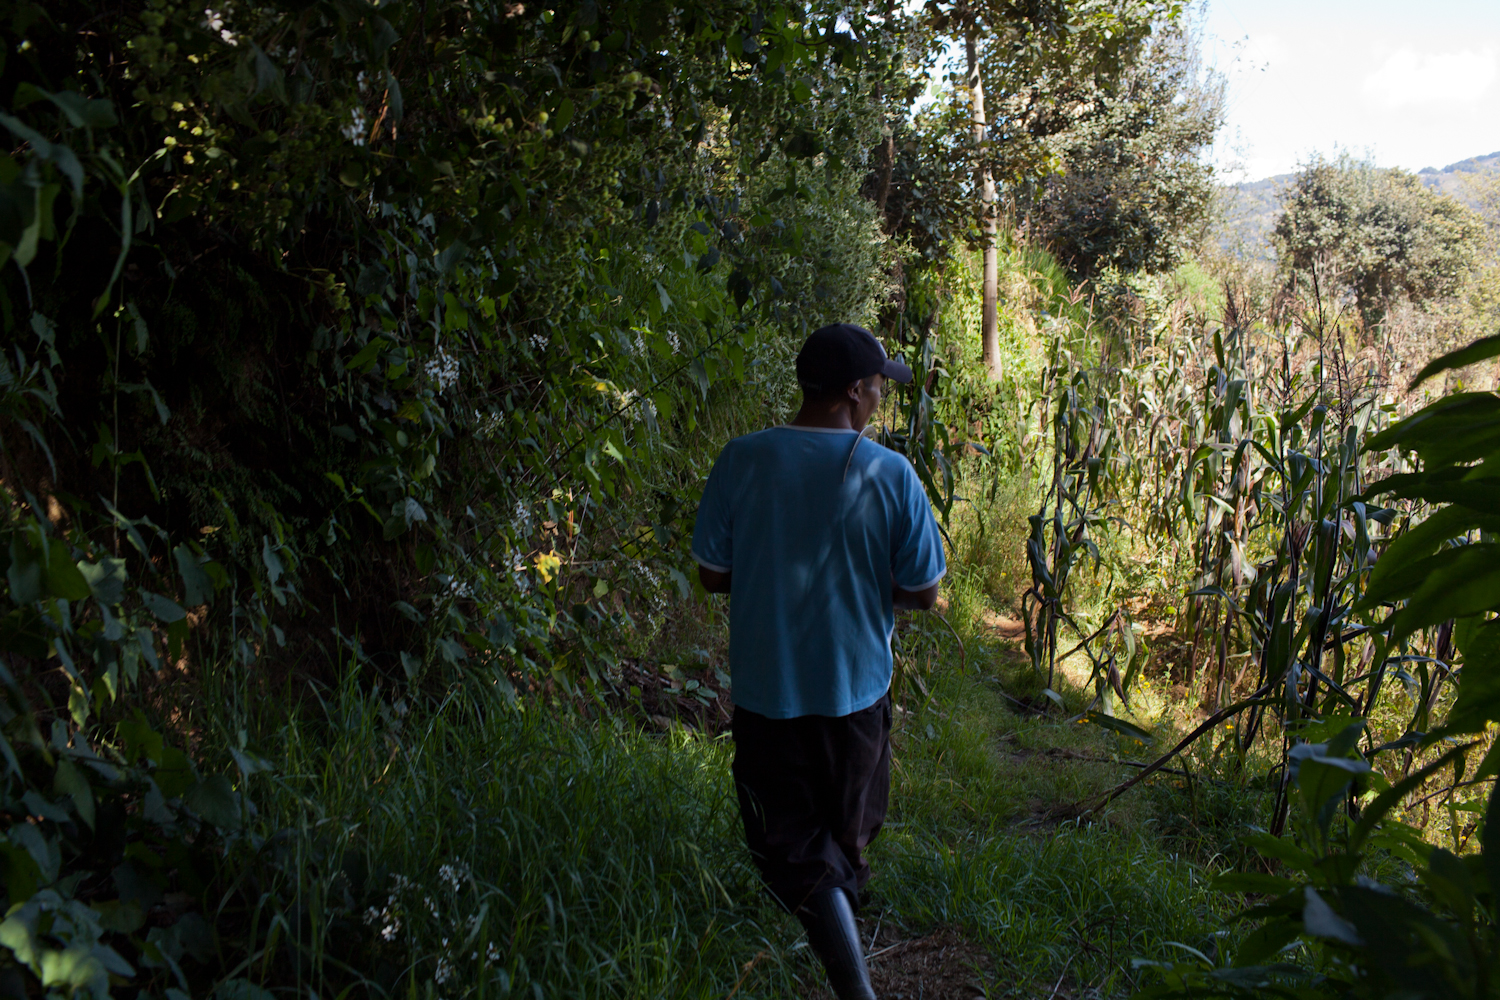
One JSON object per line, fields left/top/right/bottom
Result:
{"left": 844, "top": 379, "right": 863, "bottom": 403}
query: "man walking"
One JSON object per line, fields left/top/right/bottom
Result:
{"left": 691, "top": 323, "right": 946, "bottom": 1000}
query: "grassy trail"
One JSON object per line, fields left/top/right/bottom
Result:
{"left": 253, "top": 625, "right": 1239, "bottom": 1000}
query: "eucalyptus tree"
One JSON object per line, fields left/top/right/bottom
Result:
{"left": 917, "top": 0, "right": 1170, "bottom": 377}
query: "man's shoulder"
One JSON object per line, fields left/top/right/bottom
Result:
{"left": 716, "top": 426, "right": 777, "bottom": 458}
{"left": 858, "top": 438, "right": 920, "bottom": 480}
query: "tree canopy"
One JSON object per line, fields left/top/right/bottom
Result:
{"left": 1273, "top": 154, "right": 1484, "bottom": 327}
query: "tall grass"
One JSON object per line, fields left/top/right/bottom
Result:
{"left": 244, "top": 678, "right": 805, "bottom": 999}
{"left": 198, "top": 647, "right": 1239, "bottom": 1000}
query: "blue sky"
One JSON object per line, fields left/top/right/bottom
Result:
{"left": 1199, "top": 0, "right": 1500, "bottom": 181}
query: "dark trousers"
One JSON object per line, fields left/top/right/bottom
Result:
{"left": 730, "top": 693, "right": 892, "bottom": 913}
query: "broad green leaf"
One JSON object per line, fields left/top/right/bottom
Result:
{"left": 1382, "top": 545, "right": 1500, "bottom": 644}
{"left": 1245, "top": 830, "right": 1316, "bottom": 872}
{"left": 78, "top": 557, "right": 126, "bottom": 605}
{"left": 1445, "top": 619, "right": 1500, "bottom": 732}
{"left": 1408, "top": 332, "right": 1500, "bottom": 389}
{"left": 7, "top": 534, "right": 43, "bottom": 605}
{"left": 139, "top": 590, "right": 186, "bottom": 624}
{"left": 154, "top": 744, "right": 194, "bottom": 798}
{"left": 1301, "top": 887, "right": 1361, "bottom": 944}
{"left": 0, "top": 607, "right": 50, "bottom": 658}
{"left": 92, "top": 900, "right": 145, "bottom": 935}
{"left": 52, "top": 757, "right": 95, "bottom": 830}
{"left": 1210, "top": 872, "right": 1296, "bottom": 895}
{"left": 1365, "top": 392, "right": 1500, "bottom": 468}
{"left": 184, "top": 774, "right": 241, "bottom": 829}
{"left": 1360, "top": 506, "right": 1498, "bottom": 605}
{"left": 44, "top": 540, "right": 89, "bottom": 600}
{"left": 217, "top": 979, "right": 276, "bottom": 1000}
{"left": 1079, "top": 710, "right": 1153, "bottom": 743}
{"left": 172, "top": 544, "right": 214, "bottom": 606}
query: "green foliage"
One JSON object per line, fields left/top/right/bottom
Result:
{"left": 1135, "top": 718, "right": 1498, "bottom": 1000}
{"left": 878, "top": 0, "right": 1190, "bottom": 262}
{"left": 1027, "top": 20, "right": 1224, "bottom": 278}
{"left": 1358, "top": 334, "right": 1500, "bottom": 736}
{"left": 0, "top": 1, "right": 930, "bottom": 995}
{"left": 1273, "top": 155, "right": 1485, "bottom": 328}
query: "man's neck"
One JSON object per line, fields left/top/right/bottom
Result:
{"left": 789, "top": 403, "right": 854, "bottom": 430}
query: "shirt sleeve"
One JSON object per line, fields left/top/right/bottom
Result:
{"left": 690, "top": 445, "right": 734, "bottom": 573}
{"left": 892, "top": 463, "right": 946, "bottom": 591}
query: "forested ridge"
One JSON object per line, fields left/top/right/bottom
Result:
{"left": 2, "top": 1, "right": 1500, "bottom": 998}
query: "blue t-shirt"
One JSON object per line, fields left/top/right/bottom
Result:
{"left": 690, "top": 425, "right": 947, "bottom": 719}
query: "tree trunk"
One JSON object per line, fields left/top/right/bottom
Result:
{"left": 966, "top": 30, "right": 1000, "bottom": 380}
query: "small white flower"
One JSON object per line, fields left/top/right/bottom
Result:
{"left": 424, "top": 346, "right": 460, "bottom": 391}
{"left": 529, "top": 333, "right": 548, "bottom": 353}
{"left": 438, "top": 860, "right": 471, "bottom": 890}
{"left": 511, "top": 501, "right": 532, "bottom": 535}
{"left": 342, "top": 107, "right": 367, "bottom": 146}
{"left": 473, "top": 409, "right": 502, "bottom": 439}
{"left": 434, "top": 956, "right": 454, "bottom": 985}
{"left": 203, "top": 8, "right": 237, "bottom": 44}
{"left": 486, "top": 941, "right": 501, "bottom": 963}
{"left": 615, "top": 388, "right": 641, "bottom": 421}
{"left": 666, "top": 330, "right": 681, "bottom": 353}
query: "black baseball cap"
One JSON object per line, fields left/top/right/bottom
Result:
{"left": 795, "top": 323, "right": 913, "bottom": 392}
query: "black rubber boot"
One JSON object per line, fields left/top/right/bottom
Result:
{"left": 796, "top": 887, "right": 876, "bottom": 1000}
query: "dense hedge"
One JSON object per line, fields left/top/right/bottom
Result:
{"left": 0, "top": 1, "right": 934, "bottom": 994}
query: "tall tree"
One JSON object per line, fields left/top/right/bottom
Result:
{"left": 923, "top": 0, "right": 1168, "bottom": 376}
{"left": 1025, "top": 20, "right": 1224, "bottom": 278}
{"left": 1274, "top": 155, "right": 1483, "bottom": 329}
{"left": 965, "top": 25, "right": 1001, "bottom": 376}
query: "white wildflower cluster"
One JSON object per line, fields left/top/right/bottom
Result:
{"left": 615, "top": 388, "right": 641, "bottom": 421}
{"left": 529, "top": 333, "right": 548, "bottom": 353}
{"left": 631, "top": 561, "right": 661, "bottom": 588}
{"left": 630, "top": 560, "right": 667, "bottom": 620}
{"left": 444, "top": 577, "right": 473, "bottom": 599}
{"left": 510, "top": 500, "right": 532, "bottom": 536}
{"left": 487, "top": 942, "right": 502, "bottom": 963}
{"left": 438, "top": 859, "right": 471, "bottom": 891}
{"left": 611, "top": 388, "right": 656, "bottom": 426}
{"left": 425, "top": 346, "right": 460, "bottom": 392}
{"left": 509, "top": 551, "right": 529, "bottom": 592}
{"left": 203, "top": 8, "right": 237, "bottom": 45}
{"left": 342, "top": 107, "right": 367, "bottom": 146}
{"left": 473, "top": 409, "right": 502, "bottom": 439}
{"left": 633, "top": 330, "right": 647, "bottom": 355}
{"left": 434, "top": 955, "right": 454, "bottom": 985}
{"left": 665, "top": 330, "right": 681, "bottom": 353}
{"left": 363, "top": 875, "right": 413, "bottom": 942}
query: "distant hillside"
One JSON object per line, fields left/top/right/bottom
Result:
{"left": 1418, "top": 151, "right": 1500, "bottom": 209}
{"left": 1214, "top": 151, "right": 1500, "bottom": 260}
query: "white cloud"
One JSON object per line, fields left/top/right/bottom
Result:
{"left": 1362, "top": 46, "right": 1498, "bottom": 108}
